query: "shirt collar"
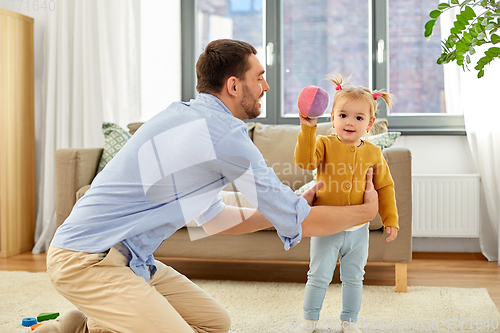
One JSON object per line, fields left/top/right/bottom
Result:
{"left": 198, "top": 93, "right": 233, "bottom": 116}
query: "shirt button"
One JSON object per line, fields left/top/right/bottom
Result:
{"left": 351, "top": 148, "right": 355, "bottom": 152}
{"left": 345, "top": 183, "right": 351, "bottom": 189}
{"left": 344, "top": 202, "right": 349, "bottom": 206}
{"left": 349, "top": 165, "right": 353, "bottom": 170}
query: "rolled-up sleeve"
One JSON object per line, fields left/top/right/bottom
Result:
{"left": 216, "top": 126, "right": 311, "bottom": 250}
{"left": 277, "top": 197, "right": 310, "bottom": 250}
{"left": 195, "top": 194, "right": 225, "bottom": 226}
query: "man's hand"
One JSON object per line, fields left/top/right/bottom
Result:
{"left": 385, "top": 226, "right": 398, "bottom": 242}
{"left": 299, "top": 112, "right": 318, "bottom": 127}
{"left": 301, "top": 180, "right": 324, "bottom": 206}
{"left": 363, "top": 167, "right": 379, "bottom": 221}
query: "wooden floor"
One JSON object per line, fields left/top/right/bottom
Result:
{"left": 1, "top": 252, "right": 499, "bottom": 310}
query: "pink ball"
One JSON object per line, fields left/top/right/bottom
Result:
{"left": 297, "top": 86, "right": 330, "bottom": 118}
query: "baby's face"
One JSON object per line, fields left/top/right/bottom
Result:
{"left": 331, "top": 100, "right": 375, "bottom": 146}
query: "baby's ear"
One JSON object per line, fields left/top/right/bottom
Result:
{"left": 366, "top": 117, "right": 376, "bottom": 132}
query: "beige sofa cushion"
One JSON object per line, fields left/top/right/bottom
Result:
{"left": 252, "top": 122, "right": 332, "bottom": 190}
{"left": 76, "top": 185, "right": 91, "bottom": 201}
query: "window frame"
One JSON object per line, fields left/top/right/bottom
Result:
{"left": 181, "top": 0, "right": 465, "bottom": 135}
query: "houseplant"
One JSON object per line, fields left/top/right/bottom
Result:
{"left": 424, "top": 0, "right": 500, "bottom": 78}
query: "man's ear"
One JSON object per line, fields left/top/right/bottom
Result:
{"left": 226, "top": 76, "right": 239, "bottom": 97}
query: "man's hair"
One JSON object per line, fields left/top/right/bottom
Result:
{"left": 196, "top": 39, "right": 257, "bottom": 94}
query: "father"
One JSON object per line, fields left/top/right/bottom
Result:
{"left": 39, "top": 39, "right": 378, "bottom": 333}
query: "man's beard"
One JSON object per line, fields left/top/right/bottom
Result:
{"left": 241, "top": 84, "right": 261, "bottom": 119}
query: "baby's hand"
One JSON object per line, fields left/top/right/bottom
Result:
{"left": 385, "top": 226, "right": 398, "bottom": 242}
{"left": 299, "top": 112, "right": 318, "bottom": 127}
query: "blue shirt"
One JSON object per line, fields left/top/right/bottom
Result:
{"left": 51, "top": 94, "right": 311, "bottom": 282}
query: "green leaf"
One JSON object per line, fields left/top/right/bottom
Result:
{"left": 451, "top": 0, "right": 459, "bottom": 4}
{"left": 463, "top": 32, "right": 473, "bottom": 43}
{"left": 425, "top": 19, "right": 437, "bottom": 37}
{"left": 456, "top": 41, "right": 469, "bottom": 51}
{"left": 430, "top": 10, "right": 442, "bottom": 19}
{"left": 488, "top": 46, "right": 500, "bottom": 55}
{"left": 457, "top": 14, "right": 469, "bottom": 25}
{"left": 437, "top": 54, "right": 446, "bottom": 65}
{"left": 478, "top": 69, "right": 484, "bottom": 78}
{"left": 477, "top": 57, "right": 488, "bottom": 65}
{"left": 454, "top": 20, "right": 466, "bottom": 30}
{"left": 463, "top": 6, "right": 476, "bottom": 20}
{"left": 474, "top": 23, "right": 483, "bottom": 33}
{"left": 445, "top": 51, "right": 457, "bottom": 63}
{"left": 492, "top": 34, "right": 500, "bottom": 44}
{"left": 438, "top": 3, "right": 451, "bottom": 10}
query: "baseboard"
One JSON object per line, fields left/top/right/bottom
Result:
{"left": 412, "top": 237, "right": 481, "bottom": 253}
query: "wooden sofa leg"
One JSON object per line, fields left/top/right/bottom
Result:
{"left": 395, "top": 263, "right": 407, "bottom": 293}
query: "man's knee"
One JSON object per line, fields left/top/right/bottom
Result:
{"left": 210, "top": 307, "right": 231, "bottom": 333}
{"left": 219, "top": 308, "right": 232, "bottom": 332}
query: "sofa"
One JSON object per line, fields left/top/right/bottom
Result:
{"left": 55, "top": 120, "right": 412, "bottom": 292}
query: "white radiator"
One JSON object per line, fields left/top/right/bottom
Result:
{"left": 412, "top": 174, "right": 480, "bottom": 238}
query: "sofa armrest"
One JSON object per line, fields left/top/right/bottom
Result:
{"left": 55, "top": 148, "right": 103, "bottom": 228}
{"left": 368, "top": 147, "right": 412, "bottom": 263}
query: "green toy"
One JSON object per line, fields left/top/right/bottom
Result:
{"left": 37, "top": 312, "right": 60, "bottom": 322}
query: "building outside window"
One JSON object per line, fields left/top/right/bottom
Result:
{"left": 182, "top": 0, "right": 464, "bottom": 133}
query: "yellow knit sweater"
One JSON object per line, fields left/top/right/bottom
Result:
{"left": 294, "top": 124, "right": 399, "bottom": 229}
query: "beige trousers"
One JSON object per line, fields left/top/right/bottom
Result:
{"left": 46, "top": 246, "right": 231, "bottom": 333}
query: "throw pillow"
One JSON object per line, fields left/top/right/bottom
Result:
{"left": 97, "top": 122, "right": 132, "bottom": 173}
{"left": 366, "top": 132, "right": 401, "bottom": 150}
{"left": 369, "top": 118, "right": 389, "bottom": 136}
{"left": 127, "top": 122, "right": 144, "bottom": 135}
{"left": 294, "top": 169, "right": 317, "bottom": 195}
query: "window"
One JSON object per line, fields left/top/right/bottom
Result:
{"left": 282, "top": 0, "right": 370, "bottom": 117}
{"left": 229, "top": 0, "right": 262, "bottom": 13}
{"left": 182, "top": 0, "right": 465, "bottom": 133}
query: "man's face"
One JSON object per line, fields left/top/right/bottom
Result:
{"left": 239, "top": 54, "right": 270, "bottom": 119}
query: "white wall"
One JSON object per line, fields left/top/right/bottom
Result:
{"left": 393, "top": 135, "right": 482, "bottom": 252}
{"left": 139, "top": 0, "right": 181, "bottom": 122}
{"left": 392, "top": 135, "right": 477, "bottom": 175}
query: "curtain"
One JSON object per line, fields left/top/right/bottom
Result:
{"left": 461, "top": 60, "right": 500, "bottom": 263}
{"left": 441, "top": 8, "right": 500, "bottom": 263}
{"left": 32, "top": 0, "right": 140, "bottom": 254}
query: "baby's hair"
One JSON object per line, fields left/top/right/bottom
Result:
{"left": 329, "top": 74, "right": 394, "bottom": 118}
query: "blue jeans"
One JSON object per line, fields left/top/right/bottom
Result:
{"left": 303, "top": 224, "right": 369, "bottom": 322}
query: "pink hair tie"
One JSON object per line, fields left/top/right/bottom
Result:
{"left": 334, "top": 82, "right": 342, "bottom": 91}
{"left": 373, "top": 92, "right": 383, "bottom": 100}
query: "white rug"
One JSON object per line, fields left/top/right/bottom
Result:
{"left": 1, "top": 271, "right": 499, "bottom": 333}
